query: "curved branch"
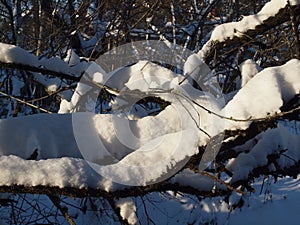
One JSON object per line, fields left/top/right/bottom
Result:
{"left": 198, "top": 2, "right": 300, "bottom": 62}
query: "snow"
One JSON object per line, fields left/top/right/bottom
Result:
{"left": 40, "top": 57, "right": 70, "bottom": 74}
{"left": 197, "top": 0, "right": 300, "bottom": 60}
{"left": 225, "top": 176, "right": 300, "bottom": 225}
{"left": 0, "top": 93, "right": 220, "bottom": 188}
{"left": 0, "top": 155, "right": 90, "bottom": 188}
{"left": 106, "top": 176, "right": 296, "bottom": 224}
{"left": 2, "top": 74, "right": 300, "bottom": 224}
{"left": 1, "top": 174, "right": 299, "bottom": 224}
{"left": 0, "top": 0, "right": 300, "bottom": 223}
{"left": 183, "top": 53, "right": 211, "bottom": 85}
{"left": 0, "top": 43, "right": 87, "bottom": 79}
{"left": 34, "top": 73, "right": 62, "bottom": 93}
{"left": 74, "top": 67, "right": 222, "bottom": 185}
{"left": 223, "top": 59, "right": 300, "bottom": 129}
{"left": 116, "top": 198, "right": 139, "bottom": 225}
{"left": 239, "top": 59, "right": 261, "bottom": 88}
{"left": 227, "top": 121, "right": 300, "bottom": 183}
{"left": 171, "top": 169, "right": 223, "bottom": 192}
{"left": 0, "top": 56, "right": 222, "bottom": 188}
{"left": 58, "top": 62, "right": 106, "bottom": 113}
{"left": 0, "top": 113, "right": 81, "bottom": 159}
{"left": 0, "top": 58, "right": 299, "bottom": 189}
{"left": 0, "top": 155, "right": 122, "bottom": 191}
{"left": 64, "top": 48, "right": 81, "bottom": 66}
{"left": 0, "top": 42, "right": 39, "bottom": 66}
{"left": 92, "top": 130, "right": 199, "bottom": 186}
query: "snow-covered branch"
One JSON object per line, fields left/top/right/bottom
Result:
{"left": 0, "top": 58, "right": 299, "bottom": 197}
{"left": 197, "top": 0, "right": 300, "bottom": 61}
{"left": 0, "top": 165, "right": 229, "bottom": 199}
{"left": 0, "top": 1, "right": 299, "bottom": 224}
{"left": 0, "top": 42, "right": 87, "bottom": 82}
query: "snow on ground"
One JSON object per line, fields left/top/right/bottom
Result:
{"left": 226, "top": 176, "right": 300, "bottom": 225}
{"left": 0, "top": 175, "right": 299, "bottom": 224}
{"left": 118, "top": 176, "right": 300, "bottom": 225}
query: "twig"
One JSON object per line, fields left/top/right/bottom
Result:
{"left": 47, "top": 194, "right": 76, "bottom": 225}
{"left": 175, "top": 94, "right": 211, "bottom": 138}
{"left": 0, "top": 90, "right": 52, "bottom": 114}
{"left": 176, "top": 91, "right": 300, "bottom": 123}
{"left": 198, "top": 170, "right": 246, "bottom": 195}
{"left": 26, "top": 85, "right": 76, "bottom": 103}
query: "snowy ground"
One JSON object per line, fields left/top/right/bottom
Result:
{"left": 224, "top": 176, "right": 300, "bottom": 225}
{"left": 100, "top": 176, "right": 300, "bottom": 225}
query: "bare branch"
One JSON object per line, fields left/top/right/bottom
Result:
{"left": 0, "top": 61, "right": 81, "bottom": 82}
{"left": 48, "top": 194, "right": 77, "bottom": 225}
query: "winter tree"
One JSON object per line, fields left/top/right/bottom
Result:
{"left": 0, "top": 0, "right": 299, "bottom": 224}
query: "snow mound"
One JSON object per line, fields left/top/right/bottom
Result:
{"left": 223, "top": 59, "right": 300, "bottom": 129}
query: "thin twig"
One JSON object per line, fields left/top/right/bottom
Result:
{"left": 47, "top": 195, "right": 76, "bottom": 225}
{"left": 198, "top": 170, "right": 246, "bottom": 195}
{"left": 176, "top": 91, "right": 300, "bottom": 123}
{"left": 175, "top": 94, "right": 211, "bottom": 138}
{"left": 0, "top": 90, "right": 52, "bottom": 114}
